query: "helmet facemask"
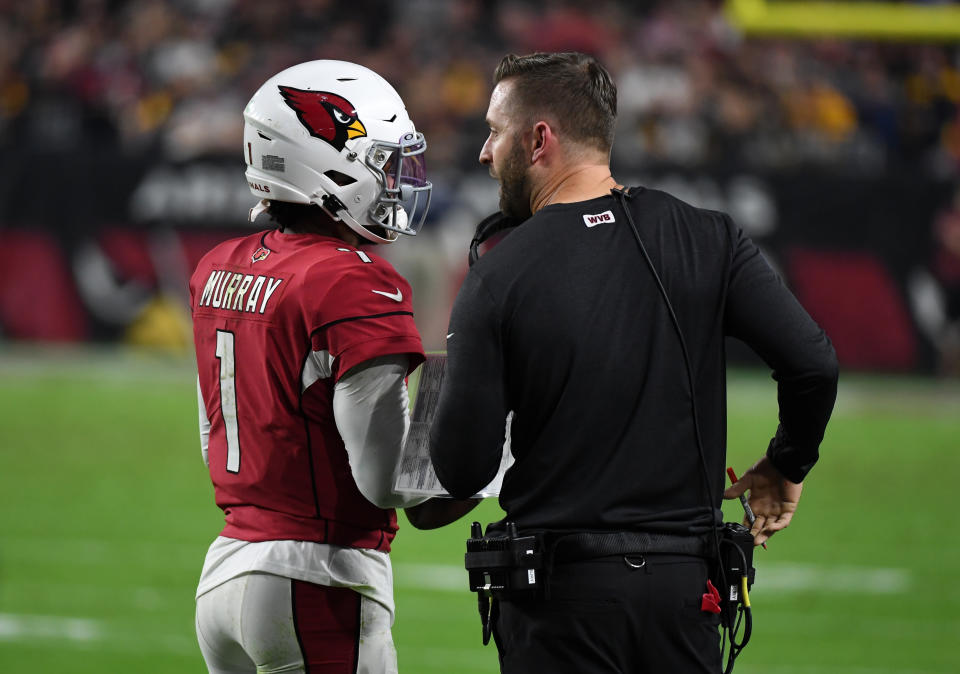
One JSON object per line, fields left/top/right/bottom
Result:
{"left": 362, "top": 131, "right": 431, "bottom": 238}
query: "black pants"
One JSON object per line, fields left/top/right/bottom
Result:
{"left": 492, "top": 553, "right": 722, "bottom": 674}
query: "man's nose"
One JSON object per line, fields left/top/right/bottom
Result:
{"left": 479, "top": 137, "right": 492, "bottom": 165}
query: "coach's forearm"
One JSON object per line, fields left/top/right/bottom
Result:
{"left": 405, "top": 497, "right": 482, "bottom": 530}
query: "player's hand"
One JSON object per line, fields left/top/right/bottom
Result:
{"left": 723, "top": 456, "right": 803, "bottom": 546}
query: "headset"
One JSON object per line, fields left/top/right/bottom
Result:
{"left": 467, "top": 188, "right": 755, "bottom": 672}
{"left": 468, "top": 211, "right": 520, "bottom": 268}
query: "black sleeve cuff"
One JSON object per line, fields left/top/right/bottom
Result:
{"left": 765, "top": 425, "right": 819, "bottom": 483}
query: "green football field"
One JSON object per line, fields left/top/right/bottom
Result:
{"left": 1, "top": 345, "right": 958, "bottom": 673}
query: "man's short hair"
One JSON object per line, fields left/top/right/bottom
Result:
{"left": 494, "top": 52, "right": 617, "bottom": 153}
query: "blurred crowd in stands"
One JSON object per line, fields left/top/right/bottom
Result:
{"left": 1, "top": 0, "right": 959, "bottom": 178}
{"left": 2, "top": 0, "right": 960, "bottom": 371}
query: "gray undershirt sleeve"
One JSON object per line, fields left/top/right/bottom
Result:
{"left": 197, "top": 375, "right": 211, "bottom": 467}
{"left": 334, "top": 354, "right": 430, "bottom": 509}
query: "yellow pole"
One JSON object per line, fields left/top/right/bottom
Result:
{"left": 726, "top": 0, "right": 960, "bottom": 42}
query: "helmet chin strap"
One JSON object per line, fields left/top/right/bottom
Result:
{"left": 248, "top": 199, "right": 270, "bottom": 222}
{"left": 247, "top": 194, "right": 401, "bottom": 244}
{"left": 330, "top": 199, "right": 399, "bottom": 244}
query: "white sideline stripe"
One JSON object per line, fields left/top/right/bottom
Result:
{"left": 395, "top": 562, "right": 467, "bottom": 591}
{"left": 0, "top": 613, "right": 101, "bottom": 642}
{"left": 392, "top": 561, "right": 911, "bottom": 594}
{"left": 759, "top": 563, "right": 910, "bottom": 594}
{"left": 0, "top": 613, "right": 197, "bottom": 655}
{"left": 0, "top": 616, "right": 943, "bottom": 674}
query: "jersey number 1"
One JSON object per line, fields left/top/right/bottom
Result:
{"left": 215, "top": 330, "right": 241, "bottom": 473}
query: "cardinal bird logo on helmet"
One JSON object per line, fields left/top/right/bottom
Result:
{"left": 278, "top": 86, "right": 367, "bottom": 152}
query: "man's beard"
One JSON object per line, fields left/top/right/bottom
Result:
{"left": 497, "top": 140, "right": 532, "bottom": 220}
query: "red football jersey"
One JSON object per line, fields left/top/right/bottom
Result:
{"left": 189, "top": 229, "right": 424, "bottom": 553}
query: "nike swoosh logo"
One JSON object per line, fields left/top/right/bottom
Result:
{"left": 447, "top": 332, "right": 455, "bottom": 339}
{"left": 371, "top": 288, "right": 403, "bottom": 302}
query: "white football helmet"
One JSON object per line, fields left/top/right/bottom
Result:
{"left": 243, "top": 60, "right": 431, "bottom": 243}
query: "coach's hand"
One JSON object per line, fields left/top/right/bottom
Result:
{"left": 724, "top": 456, "right": 803, "bottom": 547}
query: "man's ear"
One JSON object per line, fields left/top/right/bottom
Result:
{"left": 530, "top": 121, "right": 553, "bottom": 164}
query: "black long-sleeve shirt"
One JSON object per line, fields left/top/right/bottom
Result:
{"left": 430, "top": 187, "right": 838, "bottom": 536}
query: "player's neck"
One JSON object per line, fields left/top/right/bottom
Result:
{"left": 530, "top": 164, "right": 619, "bottom": 213}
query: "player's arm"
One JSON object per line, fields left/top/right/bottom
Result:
{"left": 404, "top": 497, "right": 482, "bottom": 530}
{"left": 197, "top": 375, "right": 210, "bottom": 467}
{"left": 333, "top": 354, "right": 430, "bottom": 510}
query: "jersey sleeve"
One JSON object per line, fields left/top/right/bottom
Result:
{"left": 723, "top": 217, "right": 839, "bottom": 482}
{"left": 305, "top": 255, "right": 425, "bottom": 382}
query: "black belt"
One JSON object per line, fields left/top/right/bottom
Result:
{"left": 551, "top": 531, "right": 709, "bottom": 562}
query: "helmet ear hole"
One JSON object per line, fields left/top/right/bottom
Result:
{"left": 324, "top": 170, "right": 357, "bottom": 186}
